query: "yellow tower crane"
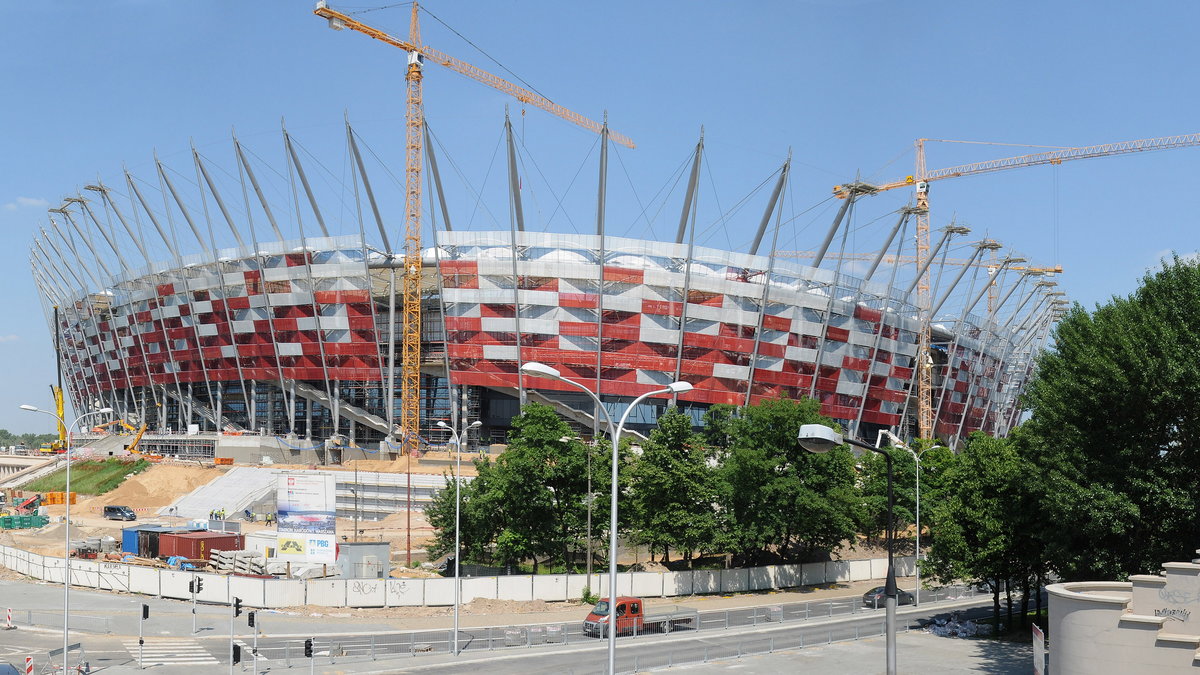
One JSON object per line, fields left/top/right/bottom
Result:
{"left": 834, "top": 132, "right": 1200, "bottom": 439}
{"left": 313, "top": 1, "right": 632, "bottom": 453}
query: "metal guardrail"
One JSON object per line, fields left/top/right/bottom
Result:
{"left": 12, "top": 609, "right": 112, "bottom": 634}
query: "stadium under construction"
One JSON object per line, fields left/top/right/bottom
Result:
{"left": 26, "top": 118, "right": 1073, "bottom": 463}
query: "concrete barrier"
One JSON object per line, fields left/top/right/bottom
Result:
{"left": 631, "top": 572, "right": 663, "bottom": 598}
{"left": 346, "top": 578, "right": 386, "bottom": 607}
{"left": 747, "top": 565, "right": 774, "bottom": 591}
{"left": 464, "top": 576, "right": 501, "bottom": 602}
{"left": 496, "top": 575, "right": 531, "bottom": 602}
{"left": 308, "top": 579, "right": 347, "bottom": 606}
{"left": 69, "top": 560, "right": 99, "bottom": 588}
{"left": 870, "top": 557, "right": 889, "bottom": 580}
{"left": 0, "top": 540, "right": 906, "bottom": 608}
{"left": 663, "top": 570, "right": 694, "bottom": 596}
{"left": 425, "top": 578, "right": 455, "bottom": 606}
{"left": 386, "top": 578, "right": 424, "bottom": 606}
{"left": 42, "top": 557, "right": 64, "bottom": 584}
{"left": 230, "top": 576, "right": 266, "bottom": 607}
{"left": 263, "top": 579, "right": 305, "bottom": 607}
{"left": 97, "top": 561, "right": 131, "bottom": 592}
{"left": 802, "top": 562, "right": 825, "bottom": 586}
{"left": 128, "top": 565, "right": 160, "bottom": 596}
{"left": 159, "top": 570, "right": 192, "bottom": 600}
{"left": 593, "top": 573, "right": 633, "bottom": 598}
{"left": 565, "top": 573, "right": 601, "bottom": 600}
{"left": 827, "top": 560, "right": 852, "bottom": 582}
{"left": 848, "top": 559, "right": 872, "bottom": 582}
{"left": 532, "top": 574, "right": 568, "bottom": 602}
{"left": 720, "top": 568, "right": 750, "bottom": 593}
{"left": 693, "top": 569, "right": 719, "bottom": 594}
{"left": 777, "top": 564, "right": 802, "bottom": 588}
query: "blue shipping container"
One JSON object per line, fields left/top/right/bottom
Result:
{"left": 121, "top": 527, "right": 141, "bottom": 554}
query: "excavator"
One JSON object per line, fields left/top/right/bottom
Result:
{"left": 91, "top": 417, "right": 149, "bottom": 455}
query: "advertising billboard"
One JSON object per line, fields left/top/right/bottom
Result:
{"left": 277, "top": 472, "right": 337, "bottom": 563}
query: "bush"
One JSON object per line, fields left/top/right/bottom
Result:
{"left": 581, "top": 586, "right": 600, "bottom": 605}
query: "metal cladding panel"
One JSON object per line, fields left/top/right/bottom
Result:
{"left": 431, "top": 231, "right": 1028, "bottom": 435}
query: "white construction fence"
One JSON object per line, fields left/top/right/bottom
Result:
{"left": 0, "top": 543, "right": 913, "bottom": 609}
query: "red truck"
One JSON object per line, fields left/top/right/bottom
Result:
{"left": 582, "top": 596, "right": 698, "bottom": 637}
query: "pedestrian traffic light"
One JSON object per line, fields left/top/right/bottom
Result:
{"left": 304, "top": 638, "right": 313, "bottom": 658}
{"left": 141, "top": 604, "right": 149, "bottom": 620}
{"left": 247, "top": 611, "right": 255, "bottom": 628}
{"left": 233, "top": 597, "right": 242, "bottom": 617}
{"left": 232, "top": 644, "right": 241, "bottom": 665}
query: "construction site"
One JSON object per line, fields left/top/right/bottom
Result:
{"left": 12, "top": 0, "right": 1200, "bottom": 601}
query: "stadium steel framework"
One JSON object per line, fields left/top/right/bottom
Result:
{"left": 27, "top": 128, "right": 1066, "bottom": 454}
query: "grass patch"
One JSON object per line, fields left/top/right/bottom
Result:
{"left": 24, "top": 458, "right": 151, "bottom": 495}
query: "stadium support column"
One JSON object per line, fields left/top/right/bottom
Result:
{"left": 930, "top": 244, "right": 1005, "bottom": 439}
{"left": 954, "top": 272, "right": 1026, "bottom": 440}
{"left": 672, "top": 131, "right": 704, "bottom": 397}
{"left": 744, "top": 155, "right": 790, "bottom": 406}
{"left": 505, "top": 112, "right": 527, "bottom": 405}
{"left": 807, "top": 195, "right": 857, "bottom": 400}
{"left": 595, "top": 116, "right": 609, "bottom": 433}
{"left": 234, "top": 133, "right": 293, "bottom": 433}
{"left": 925, "top": 242, "right": 995, "bottom": 442}
{"left": 675, "top": 131, "right": 703, "bottom": 245}
{"left": 284, "top": 125, "right": 337, "bottom": 434}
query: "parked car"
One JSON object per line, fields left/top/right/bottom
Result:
{"left": 103, "top": 505, "right": 137, "bottom": 521}
{"left": 862, "top": 586, "right": 915, "bottom": 607}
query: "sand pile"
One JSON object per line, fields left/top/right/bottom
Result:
{"left": 83, "top": 464, "right": 226, "bottom": 509}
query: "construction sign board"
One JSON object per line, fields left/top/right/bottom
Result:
{"left": 276, "top": 472, "right": 336, "bottom": 563}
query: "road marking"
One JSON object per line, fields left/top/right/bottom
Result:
{"left": 121, "top": 638, "right": 219, "bottom": 665}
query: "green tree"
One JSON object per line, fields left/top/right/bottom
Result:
{"left": 1022, "top": 256, "right": 1200, "bottom": 580}
{"left": 425, "top": 403, "right": 590, "bottom": 572}
{"left": 718, "top": 397, "right": 861, "bottom": 564}
{"left": 627, "top": 407, "right": 720, "bottom": 566}
{"left": 424, "top": 459, "right": 500, "bottom": 565}
{"left": 925, "top": 432, "right": 1023, "bottom": 633}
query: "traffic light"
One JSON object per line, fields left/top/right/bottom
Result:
{"left": 233, "top": 597, "right": 242, "bottom": 618}
{"left": 190, "top": 577, "right": 204, "bottom": 594}
{"left": 232, "top": 644, "right": 241, "bottom": 665}
{"left": 303, "top": 638, "right": 313, "bottom": 658}
{"left": 247, "top": 611, "right": 255, "bottom": 628}
{"left": 141, "top": 604, "right": 149, "bottom": 620}
{"left": 188, "top": 580, "right": 194, "bottom": 594}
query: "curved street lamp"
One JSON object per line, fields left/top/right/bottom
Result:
{"left": 20, "top": 403, "right": 113, "bottom": 673}
{"left": 437, "top": 418, "right": 481, "bottom": 656}
{"left": 798, "top": 423, "right": 897, "bottom": 675}
{"left": 520, "top": 361, "right": 691, "bottom": 675}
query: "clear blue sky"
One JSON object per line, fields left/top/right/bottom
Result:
{"left": 3, "top": 1, "right": 1198, "bottom": 432}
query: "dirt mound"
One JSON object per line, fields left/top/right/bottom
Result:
{"left": 82, "top": 464, "right": 225, "bottom": 509}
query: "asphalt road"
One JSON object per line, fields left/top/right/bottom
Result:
{"left": 0, "top": 579, "right": 994, "bottom": 674}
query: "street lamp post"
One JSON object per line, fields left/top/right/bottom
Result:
{"left": 521, "top": 361, "right": 691, "bottom": 675}
{"left": 437, "top": 418, "right": 481, "bottom": 656}
{"left": 875, "top": 430, "right": 945, "bottom": 609}
{"left": 20, "top": 403, "right": 113, "bottom": 673}
{"left": 799, "top": 423, "right": 897, "bottom": 675}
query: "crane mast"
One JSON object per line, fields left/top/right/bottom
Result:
{"left": 314, "top": 1, "right": 630, "bottom": 451}
{"left": 400, "top": 3, "right": 423, "bottom": 453}
{"left": 834, "top": 131, "right": 1200, "bottom": 439}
